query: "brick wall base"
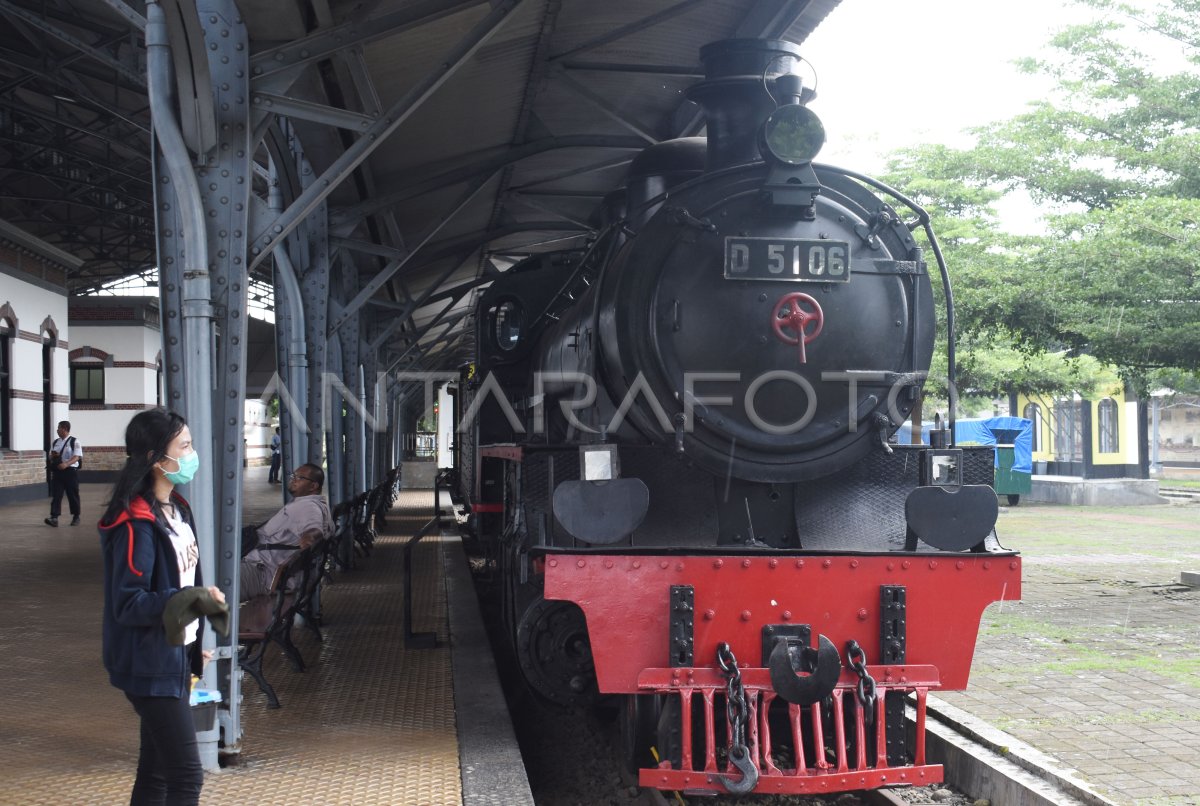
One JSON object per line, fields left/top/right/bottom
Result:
{"left": 76, "top": 448, "right": 129, "bottom": 473}
{"left": 0, "top": 454, "right": 48, "bottom": 490}
{"left": 1, "top": 450, "right": 124, "bottom": 493}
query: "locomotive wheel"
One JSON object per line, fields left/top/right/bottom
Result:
{"left": 515, "top": 596, "right": 599, "bottom": 706}
{"left": 619, "top": 694, "right": 662, "bottom": 774}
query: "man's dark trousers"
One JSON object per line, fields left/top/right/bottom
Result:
{"left": 50, "top": 466, "right": 81, "bottom": 519}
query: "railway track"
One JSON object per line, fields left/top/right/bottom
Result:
{"left": 1159, "top": 485, "right": 1200, "bottom": 503}
{"left": 472, "top": 558, "right": 1110, "bottom": 806}
{"left": 466, "top": 538, "right": 1105, "bottom": 806}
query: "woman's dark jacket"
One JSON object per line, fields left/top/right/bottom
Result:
{"left": 100, "top": 492, "right": 204, "bottom": 697}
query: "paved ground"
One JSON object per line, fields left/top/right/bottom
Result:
{"left": 939, "top": 502, "right": 1200, "bottom": 806}
{"left": 0, "top": 468, "right": 465, "bottom": 805}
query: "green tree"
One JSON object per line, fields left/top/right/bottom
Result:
{"left": 881, "top": 147, "right": 1094, "bottom": 410}
{"left": 886, "top": 0, "right": 1200, "bottom": 396}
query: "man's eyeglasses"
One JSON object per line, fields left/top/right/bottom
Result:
{"left": 290, "top": 473, "right": 316, "bottom": 483}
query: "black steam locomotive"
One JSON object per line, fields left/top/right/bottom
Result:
{"left": 453, "top": 38, "right": 1020, "bottom": 798}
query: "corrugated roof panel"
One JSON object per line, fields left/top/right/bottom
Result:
{"left": 1, "top": 0, "right": 844, "bottom": 358}
{"left": 360, "top": 2, "right": 546, "bottom": 176}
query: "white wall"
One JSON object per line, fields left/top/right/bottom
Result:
{"left": 68, "top": 323, "right": 162, "bottom": 450}
{"left": 2, "top": 275, "right": 68, "bottom": 453}
{"left": 437, "top": 383, "right": 454, "bottom": 468}
{"left": 244, "top": 399, "right": 272, "bottom": 465}
{"left": 1121, "top": 399, "right": 1140, "bottom": 465}
{"left": 1159, "top": 400, "right": 1200, "bottom": 447}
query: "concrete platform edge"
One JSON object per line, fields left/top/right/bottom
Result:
{"left": 443, "top": 531, "right": 535, "bottom": 806}
{"left": 1028, "top": 476, "right": 1169, "bottom": 506}
{"left": 925, "top": 695, "right": 1118, "bottom": 806}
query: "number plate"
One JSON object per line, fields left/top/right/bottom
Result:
{"left": 724, "top": 237, "right": 851, "bottom": 282}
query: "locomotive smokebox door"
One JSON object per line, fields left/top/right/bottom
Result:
{"left": 904, "top": 448, "right": 999, "bottom": 551}
{"left": 552, "top": 446, "right": 649, "bottom": 544}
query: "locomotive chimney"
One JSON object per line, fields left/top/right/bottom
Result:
{"left": 687, "top": 39, "right": 806, "bottom": 172}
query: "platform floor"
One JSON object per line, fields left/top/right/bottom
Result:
{"left": 0, "top": 467, "right": 521, "bottom": 805}
{"left": 942, "top": 502, "right": 1200, "bottom": 805}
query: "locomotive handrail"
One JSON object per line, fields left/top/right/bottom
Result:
{"left": 819, "top": 164, "right": 958, "bottom": 445}
{"left": 529, "top": 221, "right": 621, "bottom": 331}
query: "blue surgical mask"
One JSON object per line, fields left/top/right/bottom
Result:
{"left": 162, "top": 451, "right": 199, "bottom": 485}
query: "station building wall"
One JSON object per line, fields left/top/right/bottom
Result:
{"left": 1155, "top": 395, "right": 1200, "bottom": 467}
{"left": 3, "top": 223, "right": 282, "bottom": 506}
{"left": 0, "top": 225, "right": 76, "bottom": 503}
{"left": 245, "top": 399, "right": 272, "bottom": 467}
{"left": 64, "top": 297, "right": 164, "bottom": 477}
{"left": 69, "top": 302, "right": 278, "bottom": 473}
{"left": 1017, "top": 384, "right": 1144, "bottom": 479}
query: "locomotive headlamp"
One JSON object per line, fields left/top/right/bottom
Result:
{"left": 759, "top": 103, "right": 825, "bottom": 166}
{"left": 923, "top": 449, "right": 963, "bottom": 489}
{"left": 580, "top": 444, "right": 620, "bottom": 481}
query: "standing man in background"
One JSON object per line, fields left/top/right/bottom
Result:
{"left": 45, "top": 420, "right": 83, "bottom": 526}
{"left": 268, "top": 427, "right": 282, "bottom": 484}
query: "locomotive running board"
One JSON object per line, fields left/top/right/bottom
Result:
{"left": 636, "top": 664, "right": 941, "bottom": 795}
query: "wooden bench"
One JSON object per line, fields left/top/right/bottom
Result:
{"left": 237, "top": 534, "right": 326, "bottom": 708}
{"left": 354, "top": 475, "right": 400, "bottom": 555}
{"left": 373, "top": 467, "right": 401, "bottom": 531}
{"left": 329, "top": 500, "right": 356, "bottom": 571}
{"left": 352, "top": 490, "right": 376, "bottom": 556}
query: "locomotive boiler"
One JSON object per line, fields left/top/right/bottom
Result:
{"left": 454, "top": 37, "right": 1020, "bottom": 798}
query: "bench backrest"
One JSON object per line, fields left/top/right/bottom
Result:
{"left": 268, "top": 544, "right": 312, "bottom": 595}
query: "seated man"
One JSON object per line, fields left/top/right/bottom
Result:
{"left": 241, "top": 463, "right": 334, "bottom": 600}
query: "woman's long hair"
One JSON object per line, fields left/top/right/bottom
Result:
{"left": 102, "top": 408, "right": 188, "bottom": 529}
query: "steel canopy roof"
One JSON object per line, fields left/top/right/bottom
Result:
{"left": 0, "top": 0, "right": 839, "bottom": 370}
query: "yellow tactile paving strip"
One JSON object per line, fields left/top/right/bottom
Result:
{"left": 0, "top": 477, "right": 462, "bottom": 805}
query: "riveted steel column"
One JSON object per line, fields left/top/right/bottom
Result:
{"left": 361, "top": 343, "right": 381, "bottom": 489}
{"left": 149, "top": 0, "right": 220, "bottom": 768}
{"left": 268, "top": 180, "right": 308, "bottom": 490}
{"left": 337, "top": 259, "right": 363, "bottom": 498}
{"left": 356, "top": 359, "right": 368, "bottom": 491}
{"left": 326, "top": 331, "right": 347, "bottom": 507}
{"left": 391, "top": 375, "right": 408, "bottom": 471}
{"left": 391, "top": 388, "right": 402, "bottom": 470}
{"left": 197, "top": 0, "right": 252, "bottom": 763}
{"left": 148, "top": 0, "right": 251, "bottom": 768}
{"left": 297, "top": 169, "right": 331, "bottom": 468}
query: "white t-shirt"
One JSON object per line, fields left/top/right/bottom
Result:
{"left": 52, "top": 436, "right": 83, "bottom": 466}
{"left": 164, "top": 508, "right": 200, "bottom": 646}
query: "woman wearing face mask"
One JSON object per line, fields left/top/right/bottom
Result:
{"left": 99, "top": 408, "right": 225, "bottom": 805}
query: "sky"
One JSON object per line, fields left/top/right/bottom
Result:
{"left": 800, "top": 0, "right": 1090, "bottom": 175}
